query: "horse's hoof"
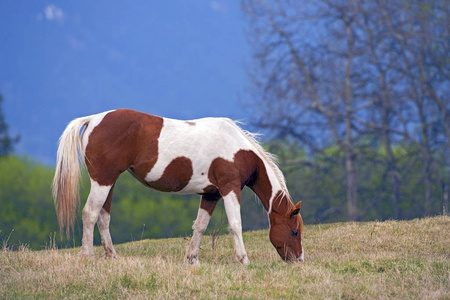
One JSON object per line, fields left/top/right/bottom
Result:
{"left": 103, "top": 252, "right": 118, "bottom": 259}
{"left": 237, "top": 255, "right": 250, "bottom": 265}
{"left": 187, "top": 255, "right": 200, "bottom": 265}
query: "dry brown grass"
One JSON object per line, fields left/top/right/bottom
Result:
{"left": 1, "top": 216, "right": 449, "bottom": 299}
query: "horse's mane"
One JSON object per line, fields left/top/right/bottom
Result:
{"left": 226, "top": 119, "right": 291, "bottom": 203}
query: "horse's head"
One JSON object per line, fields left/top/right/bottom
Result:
{"left": 269, "top": 200, "right": 304, "bottom": 262}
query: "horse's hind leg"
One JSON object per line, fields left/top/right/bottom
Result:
{"left": 79, "top": 180, "right": 113, "bottom": 257}
{"left": 187, "top": 194, "right": 220, "bottom": 265}
{"left": 97, "top": 184, "right": 117, "bottom": 258}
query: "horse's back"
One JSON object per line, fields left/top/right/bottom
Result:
{"left": 159, "top": 116, "right": 253, "bottom": 157}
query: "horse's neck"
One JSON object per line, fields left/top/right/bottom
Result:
{"left": 250, "top": 163, "right": 286, "bottom": 213}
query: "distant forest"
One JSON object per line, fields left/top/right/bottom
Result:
{"left": 1, "top": 139, "right": 447, "bottom": 250}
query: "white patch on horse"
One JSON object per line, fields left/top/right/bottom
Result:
{"left": 298, "top": 246, "right": 304, "bottom": 262}
{"left": 144, "top": 117, "right": 255, "bottom": 194}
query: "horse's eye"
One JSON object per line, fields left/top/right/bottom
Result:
{"left": 291, "top": 230, "right": 298, "bottom": 237}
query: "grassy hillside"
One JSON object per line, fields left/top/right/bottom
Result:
{"left": 1, "top": 216, "right": 449, "bottom": 299}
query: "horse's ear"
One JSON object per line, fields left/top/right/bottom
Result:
{"left": 290, "top": 201, "right": 302, "bottom": 218}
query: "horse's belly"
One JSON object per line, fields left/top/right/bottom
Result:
{"left": 141, "top": 162, "right": 212, "bottom": 195}
{"left": 146, "top": 174, "right": 211, "bottom": 195}
{"left": 177, "top": 173, "right": 214, "bottom": 194}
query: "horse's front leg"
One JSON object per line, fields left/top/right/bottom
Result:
{"left": 79, "top": 181, "right": 112, "bottom": 257}
{"left": 187, "top": 194, "right": 220, "bottom": 265}
{"left": 223, "top": 191, "right": 249, "bottom": 265}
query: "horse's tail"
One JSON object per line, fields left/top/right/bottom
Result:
{"left": 52, "top": 115, "right": 93, "bottom": 237}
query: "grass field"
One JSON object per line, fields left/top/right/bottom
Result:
{"left": 1, "top": 216, "right": 449, "bottom": 299}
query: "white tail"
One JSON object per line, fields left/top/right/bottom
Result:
{"left": 52, "top": 116, "right": 92, "bottom": 237}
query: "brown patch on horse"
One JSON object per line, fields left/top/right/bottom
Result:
{"left": 85, "top": 109, "right": 163, "bottom": 186}
{"left": 147, "top": 156, "right": 193, "bottom": 192}
{"left": 102, "top": 184, "right": 115, "bottom": 214}
{"left": 208, "top": 150, "right": 272, "bottom": 210}
{"left": 185, "top": 121, "right": 196, "bottom": 126}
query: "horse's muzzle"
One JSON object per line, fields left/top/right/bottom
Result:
{"left": 284, "top": 251, "right": 304, "bottom": 263}
{"left": 296, "top": 251, "right": 304, "bottom": 262}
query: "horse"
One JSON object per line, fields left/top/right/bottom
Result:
{"left": 52, "top": 108, "right": 304, "bottom": 264}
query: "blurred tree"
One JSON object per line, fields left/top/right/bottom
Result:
{"left": 0, "top": 93, "right": 19, "bottom": 156}
{"left": 242, "top": 0, "right": 449, "bottom": 220}
{"left": 354, "top": 0, "right": 450, "bottom": 216}
{"left": 242, "top": 0, "right": 374, "bottom": 220}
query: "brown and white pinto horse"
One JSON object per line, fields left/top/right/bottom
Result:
{"left": 52, "top": 109, "right": 304, "bottom": 264}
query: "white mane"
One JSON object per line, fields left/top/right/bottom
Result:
{"left": 226, "top": 119, "right": 291, "bottom": 202}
